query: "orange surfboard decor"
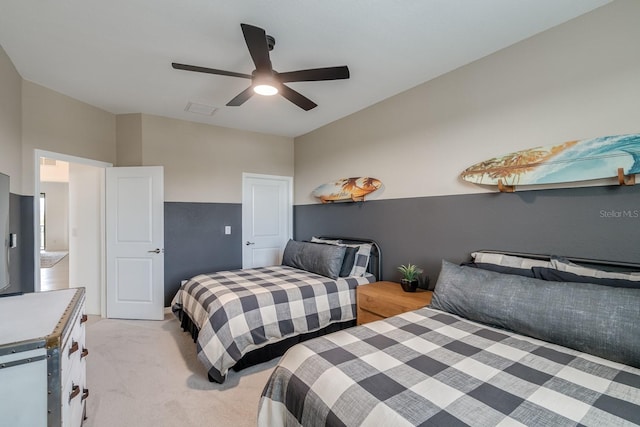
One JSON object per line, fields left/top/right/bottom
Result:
{"left": 312, "top": 177, "right": 382, "bottom": 203}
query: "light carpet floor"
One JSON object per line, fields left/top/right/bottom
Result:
{"left": 84, "top": 312, "right": 278, "bottom": 427}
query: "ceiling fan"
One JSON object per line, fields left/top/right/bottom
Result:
{"left": 172, "top": 23, "right": 350, "bottom": 111}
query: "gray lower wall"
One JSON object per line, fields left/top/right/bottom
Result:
{"left": 5, "top": 198, "right": 244, "bottom": 304}
{"left": 164, "top": 202, "right": 242, "bottom": 306}
{"left": 294, "top": 185, "right": 640, "bottom": 289}
{"left": 9, "top": 186, "right": 640, "bottom": 303}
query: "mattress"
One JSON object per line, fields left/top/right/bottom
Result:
{"left": 171, "top": 265, "right": 375, "bottom": 382}
{"left": 258, "top": 307, "right": 640, "bottom": 426}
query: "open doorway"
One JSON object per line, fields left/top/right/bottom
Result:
{"left": 39, "top": 158, "right": 70, "bottom": 291}
{"left": 34, "top": 150, "right": 112, "bottom": 316}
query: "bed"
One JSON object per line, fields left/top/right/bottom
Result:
{"left": 171, "top": 237, "right": 381, "bottom": 383}
{"left": 258, "top": 251, "right": 640, "bottom": 426}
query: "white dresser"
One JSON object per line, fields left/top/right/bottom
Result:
{"left": 0, "top": 288, "right": 88, "bottom": 427}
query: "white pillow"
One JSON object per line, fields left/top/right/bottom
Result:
{"left": 311, "top": 236, "right": 341, "bottom": 245}
{"left": 471, "top": 252, "right": 552, "bottom": 269}
{"left": 551, "top": 257, "right": 640, "bottom": 282}
{"left": 345, "top": 243, "right": 372, "bottom": 277}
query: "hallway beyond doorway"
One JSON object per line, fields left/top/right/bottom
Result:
{"left": 41, "top": 253, "right": 69, "bottom": 291}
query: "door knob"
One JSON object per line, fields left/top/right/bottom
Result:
{"left": 148, "top": 248, "right": 163, "bottom": 253}
{"left": 245, "top": 241, "right": 255, "bottom": 246}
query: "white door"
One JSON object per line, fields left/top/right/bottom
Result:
{"left": 242, "top": 173, "right": 292, "bottom": 268}
{"left": 106, "top": 166, "right": 164, "bottom": 320}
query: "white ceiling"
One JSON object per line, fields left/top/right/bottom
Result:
{"left": 0, "top": 0, "right": 611, "bottom": 138}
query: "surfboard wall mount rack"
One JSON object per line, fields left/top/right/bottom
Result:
{"left": 497, "top": 168, "right": 635, "bottom": 192}
{"left": 497, "top": 169, "right": 636, "bottom": 192}
{"left": 617, "top": 168, "right": 636, "bottom": 186}
{"left": 497, "top": 180, "right": 515, "bottom": 193}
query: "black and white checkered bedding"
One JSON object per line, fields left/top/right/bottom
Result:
{"left": 258, "top": 307, "right": 640, "bottom": 426}
{"left": 171, "top": 265, "right": 375, "bottom": 382}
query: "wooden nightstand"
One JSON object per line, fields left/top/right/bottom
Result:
{"left": 356, "top": 281, "right": 433, "bottom": 325}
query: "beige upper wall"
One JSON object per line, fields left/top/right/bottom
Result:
{"left": 5, "top": 1, "right": 636, "bottom": 201}
{"left": 21, "top": 80, "right": 116, "bottom": 195}
{"left": 140, "top": 114, "right": 294, "bottom": 203}
{"left": 13, "top": 79, "right": 292, "bottom": 201}
{"left": 116, "top": 113, "right": 143, "bottom": 166}
{"left": 2, "top": 60, "right": 292, "bottom": 200}
{"left": 0, "top": 44, "right": 22, "bottom": 193}
{"left": 294, "top": 0, "right": 640, "bottom": 204}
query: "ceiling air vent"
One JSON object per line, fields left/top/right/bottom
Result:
{"left": 184, "top": 102, "right": 217, "bottom": 116}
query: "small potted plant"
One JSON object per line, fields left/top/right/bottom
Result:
{"left": 398, "top": 263, "right": 423, "bottom": 292}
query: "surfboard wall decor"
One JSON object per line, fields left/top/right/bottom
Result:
{"left": 312, "top": 177, "right": 382, "bottom": 203}
{"left": 461, "top": 133, "right": 640, "bottom": 190}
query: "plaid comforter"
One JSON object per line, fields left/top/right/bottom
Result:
{"left": 171, "top": 265, "right": 374, "bottom": 382}
{"left": 259, "top": 307, "right": 640, "bottom": 426}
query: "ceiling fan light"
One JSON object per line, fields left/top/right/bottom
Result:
{"left": 254, "top": 84, "right": 278, "bottom": 96}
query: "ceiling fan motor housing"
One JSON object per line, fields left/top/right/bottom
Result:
{"left": 266, "top": 35, "right": 275, "bottom": 51}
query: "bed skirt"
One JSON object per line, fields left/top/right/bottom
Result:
{"left": 172, "top": 304, "right": 356, "bottom": 381}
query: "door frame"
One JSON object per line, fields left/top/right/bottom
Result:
{"left": 33, "top": 150, "right": 112, "bottom": 314}
{"left": 241, "top": 173, "right": 293, "bottom": 268}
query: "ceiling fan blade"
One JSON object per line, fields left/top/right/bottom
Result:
{"left": 279, "top": 84, "right": 317, "bottom": 111}
{"left": 226, "top": 87, "right": 255, "bottom": 107}
{"left": 278, "top": 66, "right": 350, "bottom": 83}
{"left": 172, "top": 63, "right": 252, "bottom": 79}
{"left": 241, "top": 23, "right": 272, "bottom": 73}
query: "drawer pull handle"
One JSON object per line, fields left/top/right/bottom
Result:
{"left": 81, "top": 388, "right": 89, "bottom": 401}
{"left": 81, "top": 348, "right": 89, "bottom": 359}
{"left": 69, "top": 341, "right": 79, "bottom": 356}
{"left": 69, "top": 384, "right": 80, "bottom": 403}
{"left": 80, "top": 314, "right": 88, "bottom": 324}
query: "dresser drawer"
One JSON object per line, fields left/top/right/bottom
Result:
{"left": 62, "top": 365, "right": 85, "bottom": 427}
{"left": 49, "top": 289, "right": 88, "bottom": 427}
{"left": 61, "top": 306, "right": 87, "bottom": 387}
